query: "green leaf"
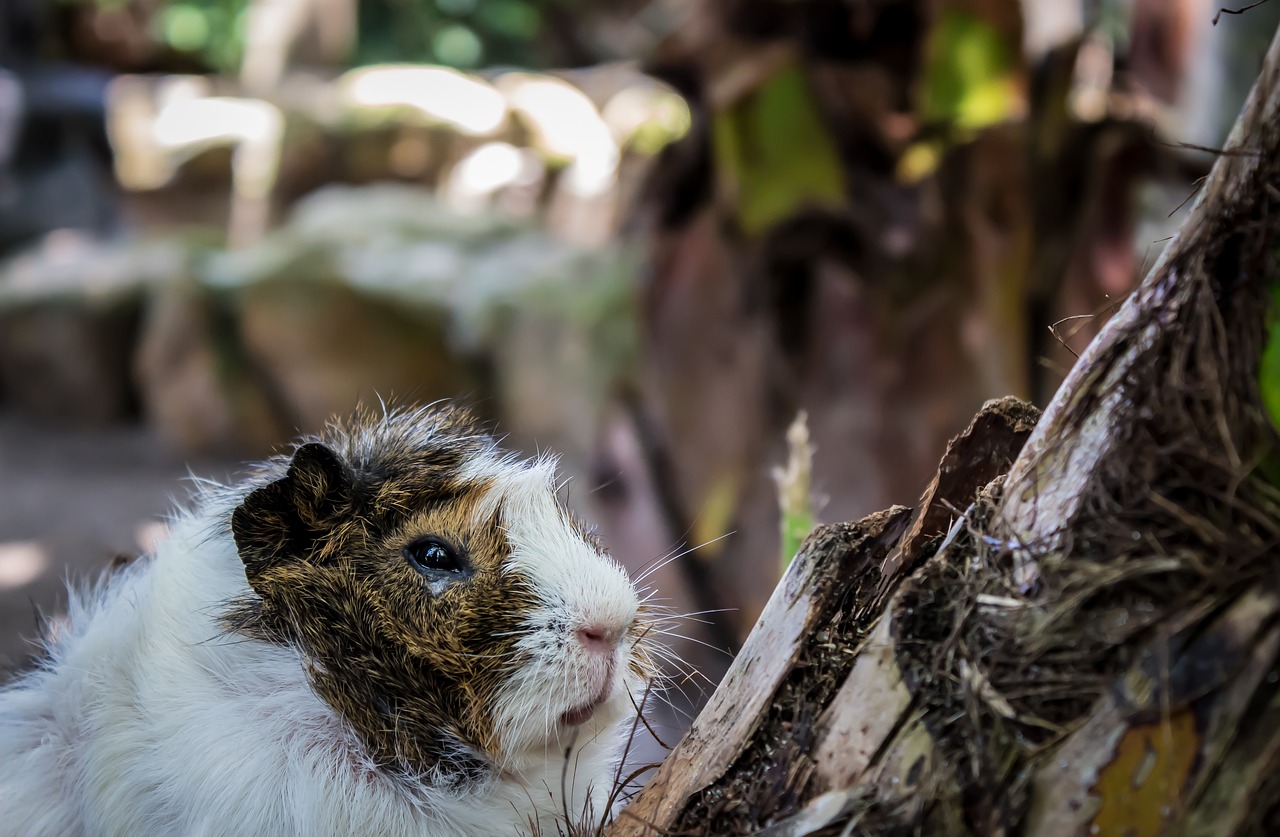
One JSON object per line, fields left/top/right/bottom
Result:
{"left": 712, "top": 61, "right": 845, "bottom": 236}
{"left": 1257, "top": 277, "right": 1280, "bottom": 488}
{"left": 160, "top": 4, "right": 211, "bottom": 53}
{"left": 474, "top": 0, "right": 542, "bottom": 39}
{"left": 774, "top": 411, "right": 816, "bottom": 571}
{"left": 920, "top": 9, "right": 1020, "bottom": 130}
{"left": 1261, "top": 284, "right": 1280, "bottom": 434}
{"left": 435, "top": 0, "right": 477, "bottom": 15}
{"left": 432, "top": 23, "right": 483, "bottom": 68}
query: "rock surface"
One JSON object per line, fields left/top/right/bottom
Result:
{"left": 2, "top": 186, "right": 639, "bottom": 453}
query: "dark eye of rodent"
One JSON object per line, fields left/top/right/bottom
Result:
{"left": 403, "top": 537, "right": 466, "bottom": 575}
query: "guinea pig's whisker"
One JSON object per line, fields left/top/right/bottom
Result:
{"left": 641, "top": 692, "right": 697, "bottom": 728}
{"left": 643, "top": 655, "right": 713, "bottom": 703}
{"left": 628, "top": 654, "right": 689, "bottom": 698}
{"left": 651, "top": 649, "right": 697, "bottom": 676}
{"left": 635, "top": 592, "right": 670, "bottom": 609}
{"left": 641, "top": 645, "right": 719, "bottom": 698}
{"left": 644, "top": 626, "right": 732, "bottom": 654}
{"left": 632, "top": 532, "right": 734, "bottom": 584}
{"left": 488, "top": 628, "right": 537, "bottom": 638}
{"left": 641, "top": 643, "right": 692, "bottom": 673}
{"left": 639, "top": 607, "right": 735, "bottom": 626}
{"left": 629, "top": 554, "right": 681, "bottom": 588}
{"left": 671, "top": 664, "right": 719, "bottom": 698}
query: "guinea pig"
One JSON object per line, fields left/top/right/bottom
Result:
{"left": 0, "top": 405, "right": 657, "bottom": 836}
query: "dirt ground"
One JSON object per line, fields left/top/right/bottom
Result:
{"left": 0, "top": 412, "right": 238, "bottom": 673}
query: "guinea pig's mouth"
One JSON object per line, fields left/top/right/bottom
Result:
{"left": 560, "top": 680, "right": 613, "bottom": 727}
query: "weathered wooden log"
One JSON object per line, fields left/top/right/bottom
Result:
{"left": 609, "top": 18, "right": 1280, "bottom": 837}
{"left": 610, "top": 398, "right": 1038, "bottom": 835}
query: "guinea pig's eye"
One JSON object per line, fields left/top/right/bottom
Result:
{"left": 403, "top": 537, "right": 467, "bottom": 576}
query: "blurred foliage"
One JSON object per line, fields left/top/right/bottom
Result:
{"left": 775, "top": 411, "right": 815, "bottom": 572}
{"left": 627, "top": 93, "right": 693, "bottom": 156}
{"left": 919, "top": 9, "right": 1019, "bottom": 131}
{"left": 712, "top": 61, "right": 845, "bottom": 236}
{"left": 157, "top": 0, "right": 247, "bottom": 71}
{"left": 358, "top": 0, "right": 546, "bottom": 69}
{"left": 60, "top": 0, "right": 574, "bottom": 73}
{"left": 899, "top": 8, "right": 1021, "bottom": 183}
{"left": 1261, "top": 282, "right": 1280, "bottom": 438}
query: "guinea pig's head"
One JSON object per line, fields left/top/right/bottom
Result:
{"left": 224, "top": 406, "right": 653, "bottom": 785}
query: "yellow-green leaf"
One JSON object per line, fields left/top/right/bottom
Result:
{"left": 1260, "top": 285, "right": 1280, "bottom": 434}
{"left": 774, "top": 411, "right": 816, "bottom": 571}
{"left": 712, "top": 62, "right": 845, "bottom": 236}
{"left": 920, "top": 9, "right": 1020, "bottom": 130}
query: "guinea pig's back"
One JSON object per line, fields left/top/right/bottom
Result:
{"left": 0, "top": 553, "right": 158, "bottom": 835}
{"left": 0, "top": 519, "right": 285, "bottom": 835}
{"left": 0, "top": 512, "right": 538, "bottom": 837}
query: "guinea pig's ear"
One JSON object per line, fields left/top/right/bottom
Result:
{"left": 231, "top": 442, "right": 355, "bottom": 579}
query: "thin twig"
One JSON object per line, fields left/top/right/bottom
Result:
{"left": 1214, "top": 0, "right": 1274, "bottom": 26}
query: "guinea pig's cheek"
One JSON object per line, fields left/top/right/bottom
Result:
{"left": 480, "top": 613, "right": 565, "bottom": 754}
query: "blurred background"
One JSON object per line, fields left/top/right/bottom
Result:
{"left": 0, "top": 0, "right": 1276, "bottom": 748}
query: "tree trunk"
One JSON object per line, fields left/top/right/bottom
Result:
{"left": 609, "top": 19, "right": 1280, "bottom": 836}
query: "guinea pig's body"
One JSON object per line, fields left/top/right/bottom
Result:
{"left": 0, "top": 406, "right": 653, "bottom": 836}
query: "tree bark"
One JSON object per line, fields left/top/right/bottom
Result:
{"left": 609, "top": 18, "right": 1280, "bottom": 837}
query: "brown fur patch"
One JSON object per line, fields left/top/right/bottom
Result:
{"left": 225, "top": 408, "right": 544, "bottom": 786}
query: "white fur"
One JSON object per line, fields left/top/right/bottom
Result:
{"left": 476, "top": 462, "right": 645, "bottom": 816}
{"left": 0, "top": 444, "right": 644, "bottom": 836}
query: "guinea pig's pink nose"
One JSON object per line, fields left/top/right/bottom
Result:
{"left": 575, "top": 624, "right": 619, "bottom": 654}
